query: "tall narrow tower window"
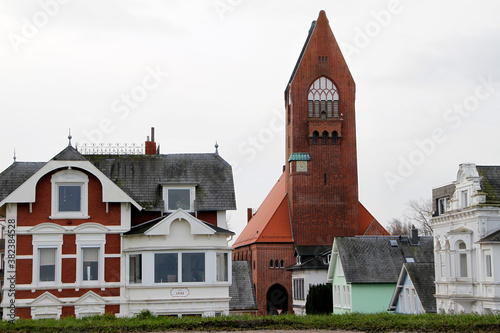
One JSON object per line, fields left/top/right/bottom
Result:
{"left": 308, "top": 77, "right": 339, "bottom": 119}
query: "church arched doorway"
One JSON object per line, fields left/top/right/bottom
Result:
{"left": 266, "top": 284, "right": 288, "bottom": 315}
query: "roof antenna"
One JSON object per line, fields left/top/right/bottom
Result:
{"left": 13, "top": 148, "right": 16, "bottom": 162}
{"left": 68, "top": 129, "right": 72, "bottom": 147}
{"left": 215, "top": 141, "right": 219, "bottom": 155}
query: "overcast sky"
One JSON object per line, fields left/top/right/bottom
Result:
{"left": 1, "top": 0, "right": 500, "bottom": 238}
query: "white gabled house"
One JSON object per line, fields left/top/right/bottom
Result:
{"left": 432, "top": 163, "right": 500, "bottom": 314}
{"left": 122, "top": 209, "right": 233, "bottom": 316}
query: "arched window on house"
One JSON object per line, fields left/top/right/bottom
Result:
{"left": 308, "top": 76, "right": 339, "bottom": 119}
{"left": 322, "top": 131, "right": 329, "bottom": 145}
{"left": 275, "top": 260, "right": 279, "bottom": 269}
{"left": 270, "top": 259, "right": 274, "bottom": 269}
{"left": 457, "top": 241, "right": 468, "bottom": 278}
{"left": 332, "top": 131, "right": 338, "bottom": 145}
{"left": 280, "top": 260, "right": 284, "bottom": 268}
{"left": 313, "top": 131, "right": 319, "bottom": 145}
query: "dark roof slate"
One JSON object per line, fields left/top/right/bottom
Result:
{"left": 477, "top": 166, "right": 500, "bottom": 205}
{"left": 405, "top": 262, "right": 436, "bottom": 313}
{"left": 123, "top": 213, "right": 234, "bottom": 236}
{"left": 337, "top": 236, "right": 434, "bottom": 284}
{"left": 478, "top": 228, "right": 500, "bottom": 243}
{"left": 0, "top": 162, "right": 45, "bottom": 202}
{"left": 229, "top": 261, "right": 257, "bottom": 311}
{"left": 84, "top": 153, "right": 236, "bottom": 212}
{"left": 52, "top": 146, "right": 87, "bottom": 161}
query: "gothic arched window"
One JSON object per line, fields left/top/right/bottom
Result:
{"left": 313, "top": 131, "right": 319, "bottom": 145}
{"left": 322, "top": 131, "right": 329, "bottom": 145}
{"left": 308, "top": 77, "right": 339, "bottom": 119}
{"left": 332, "top": 131, "right": 338, "bottom": 145}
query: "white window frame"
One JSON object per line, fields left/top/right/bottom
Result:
{"left": 76, "top": 234, "right": 105, "bottom": 286}
{"left": 292, "top": 278, "right": 305, "bottom": 301}
{"left": 438, "top": 197, "right": 448, "bottom": 215}
{"left": 153, "top": 251, "right": 207, "bottom": 284}
{"left": 128, "top": 253, "right": 142, "bottom": 284}
{"left": 461, "top": 190, "right": 469, "bottom": 208}
{"left": 216, "top": 252, "right": 229, "bottom": 282}
{"left": 50, "top": 169, "right": 89, "bottom": 219}
{"left": 162, "top": 186, "right": 196, "bottom": 212}
{"left": 484, "top": 251, "right": 493, "bottom": 279}
{"left": 343, "top": 285, "right": 350, "bottom": 309}
{"left": 456, "top": 241, "right": 470, "bottom": 279}
{"left": 32, "top": 234, "right": 62, "bottom": 287}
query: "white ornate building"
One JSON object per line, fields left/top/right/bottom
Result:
{"left": 432, "top": 163, "right": 500, "bottom": 314}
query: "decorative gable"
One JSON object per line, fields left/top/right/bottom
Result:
{"left": 29, "top": 292, "right": 63, "bottom": 319}
{"left": 145, "top": 209, "right": 216, "bottom": 236}
{"left": 74, "top": 291, "right": 106, "bottom": 318}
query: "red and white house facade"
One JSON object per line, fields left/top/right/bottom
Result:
{"left": 0, "top": 142, "right": 236, "bottom": 319}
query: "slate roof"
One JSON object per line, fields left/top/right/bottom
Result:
{"left": 0, "top": 147, "right": 236, "bottom": 213}
{"left": 288, "top": 245, "right": 331, "bottom": 271}
{"left": 123, "top": 213, "right": 234, "bottom": 236}
{"left": 0, "top": 162, "right": 45, "bottom": 203}
{"left": 80, "top": 152, "right": 235, "bottom": 212}
{"left": 477, "top": 166, "right": 500, "bottom": 205}
{"left": 336, "top": 236, "right": 434, "bottom": 284}
{"left": 478, "top": 228, "right": 500, "bottom": 243}
{"left": 405, "top": 262, "right": 436, "bottom": 313}
{"left": 229, "top": 261, "right": 257, "bottom": 311}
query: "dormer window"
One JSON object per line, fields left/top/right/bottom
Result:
{"left": 308, "top": 76, "right": 339, "bottom": 119}
{"left": 163, "top": 186, "right": 195, "bottom": 212}
{"left": 437, "top": 197, "right": 448, "bottom": 215}
{"left": 50, "top": 169, "right": 89, "bottom": 219}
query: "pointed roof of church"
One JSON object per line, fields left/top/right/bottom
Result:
{"left": 359, "top": 202, "right": 390, "bottom": 236}
{"left": 233, "top": 173, "right": 293, "bottom": 248}
{"left": 286, "top": 10, "right": 353, "bottom": 90}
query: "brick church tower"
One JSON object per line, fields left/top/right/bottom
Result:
{"left": 233, "top": 11, "right": 388, "bottom": 315}
{"left": 285, "top": 10, "right": 359, "bottom": 246}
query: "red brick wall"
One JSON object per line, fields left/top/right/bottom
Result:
{"left": 233, "top": 242, "right": 295, "bottom": 315}
{"left": 17, "top": 235, "right": 32, "bottom": 255}
{"left": 62, "top": 258, "right": 76, "bottom": 283}
{"left": 285, "top": 11, "right": 359, "bottom": 246}
{"left": 17, "top": 169, "right": 121, "bottom": 227}
{"left": 105, "top": 258, "right": 121, "bottom": 282}
{"left": 196, "top": 211, "right": 218, "bottom": 226}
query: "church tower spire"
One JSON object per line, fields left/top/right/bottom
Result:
{"left": 285, "top": 10, "right": 359, "bottom": 245}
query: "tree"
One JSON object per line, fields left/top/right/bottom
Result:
{"left": 388, "top": 198, "right": 433, "bottom": 236}
{"left": 404, "top": 198, "right": 433, "bottom": 236}
{"left": 387, "top": 218, "right": 411, "bottom": 236}
{"left": 305, "top": 284, "right": 332, "bottom": 314}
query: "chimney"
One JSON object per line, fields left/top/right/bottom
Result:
{"left": 247, "top": 208, "right": 254, "bottom": 223}
{"left": 410, "top": 225, "right": 419, "bottom": 245}
{"left": 145, "top": 127, "right": 157, "bottom": 155}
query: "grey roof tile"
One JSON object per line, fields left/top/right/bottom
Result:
{"left": 337, "top": 236, "right": 434, "bottom": 284}
{"left": 229, "top": 261, "right": 257, "bottom": 310}
{"left": 405, "top": 262, "right": 436, "bottom": 313}
{"left": 0, "top": 162, "right": 45, "bottom": 202}
{"left": 85, "top": 153, "right": 236, "bottom": 212}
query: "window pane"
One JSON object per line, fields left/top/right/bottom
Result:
{"left": 168, "top": 189, "right": 190, "bottom": 210}
{"left": 460, "top": 253, "right": 468, "bottom": 277}
{"left": 59, "top": 185, "right": 81, "bottom": 212}
{"left": 182, "top": 253, "right": 205, "bottom": 282}
{"left": 486, "top": 254, "right": 492, "bottom": 277}
{"left": 155, "top": 253, "right": 178, "bottom": 283}
{"left": 216, "top": 253, "right": 228, "bottom": 282}
{"left": 82, "top": 248, "right": 99, "bottom": 281}
{"left": 129, "top": 254, "right": 142, "bottom": 284}
{"left": 39, "top": 248, "right": 56, "bottom": 282}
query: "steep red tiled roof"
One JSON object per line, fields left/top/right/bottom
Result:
{"left": 358, "top": 202, "right": 389, "bottom": 236}
{"left": 233, "top": 174, "right": 292, "bottom": 248}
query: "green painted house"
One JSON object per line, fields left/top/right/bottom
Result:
{"left": 327, "top": 233, "right": 434, "bottom": 314}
